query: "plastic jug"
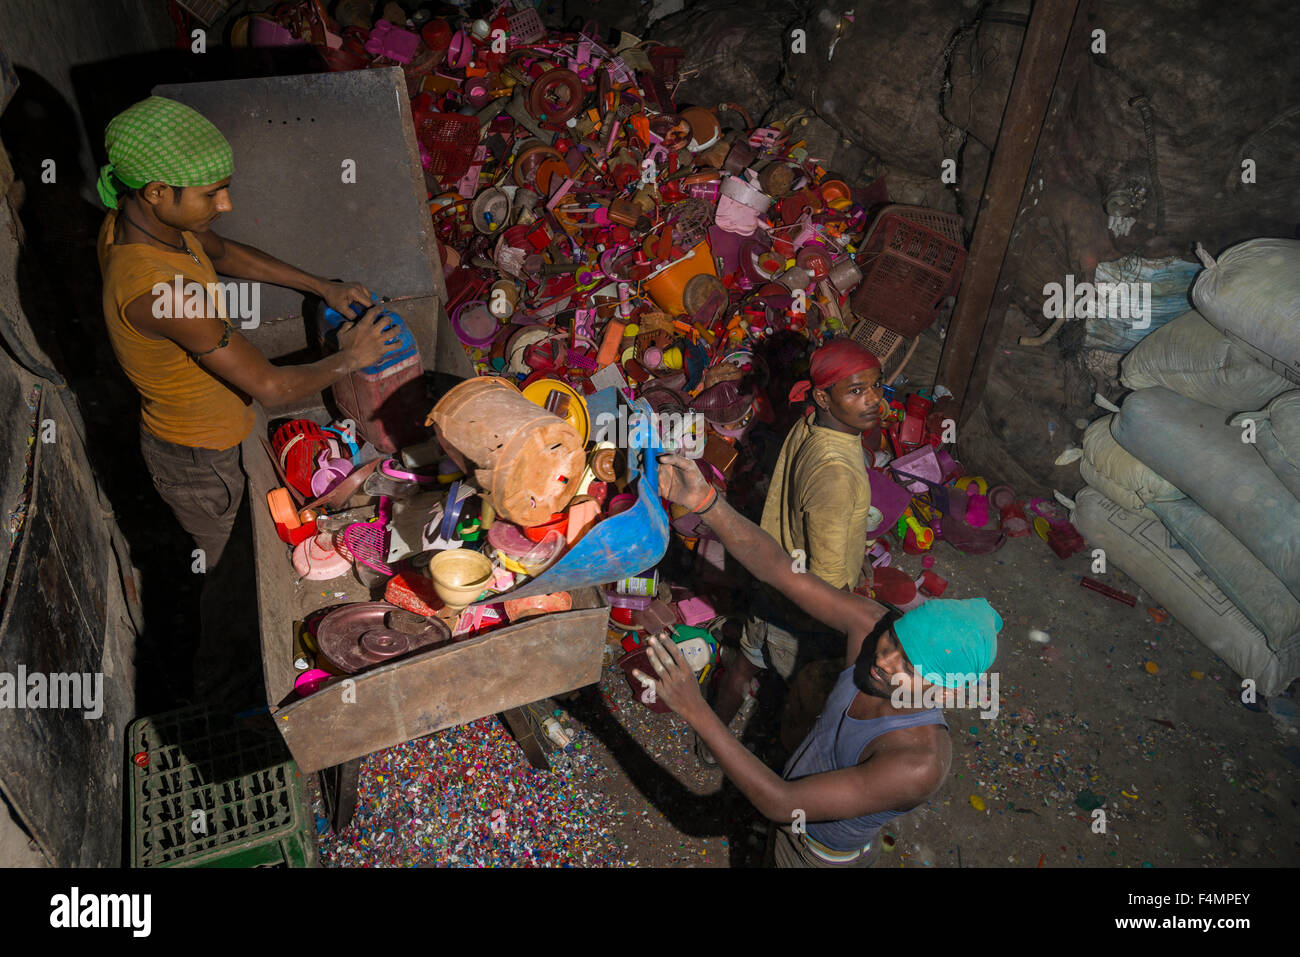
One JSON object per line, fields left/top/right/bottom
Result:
{"left": 318, "top": 296, "right": 426, "bottom": 452}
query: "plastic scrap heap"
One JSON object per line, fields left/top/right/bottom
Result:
{"left": 247, "top": 1, "right": 1019, "bottom": 701}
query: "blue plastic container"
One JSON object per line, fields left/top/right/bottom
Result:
{"left": 319, "top": 295, "right": 418, "bottom": 375}
{"left": 316, "top": 295, "right": 426, "bottom": 452}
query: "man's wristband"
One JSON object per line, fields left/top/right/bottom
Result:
{"left": 692, "top": 485, "right": 719, "bottom": 516}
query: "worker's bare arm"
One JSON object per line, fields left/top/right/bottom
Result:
{"left": 656, "top": 453, "right": 884, "bottom": 640}
{"left": 123, "top": 288, "right": 394, "bottom": 407}
{"left": 776, "top": 734, "right": 949, "bottom": 823}
{"left": 192, "top": 229, "right": 371, "bottom": 315}
{"left": 637, "top": 635, "right": 948, "bottom": 822}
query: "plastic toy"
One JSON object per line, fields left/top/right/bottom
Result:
{"left": 364, "top": 19, "right": 421, "bottom": 63}
{"left": 1030, "top": 497, "right": 1087, "bottom": 558}
{"left": 617, "top": 625, "right": 718, "bottom": 712}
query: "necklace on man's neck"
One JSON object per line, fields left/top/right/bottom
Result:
{"left": 121, "top": 209, "right": 202, "bottom": 266}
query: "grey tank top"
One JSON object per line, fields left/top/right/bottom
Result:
{"left": 783, "top": 666, "right": 948, "bottom": 851}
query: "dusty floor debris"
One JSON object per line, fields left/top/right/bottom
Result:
{"left": 310, "top": 530, "right": 1299, "bottom": 867}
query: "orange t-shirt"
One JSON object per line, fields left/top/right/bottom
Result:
{"left": 98, "top": 209, "right": 254, "bottom": 450}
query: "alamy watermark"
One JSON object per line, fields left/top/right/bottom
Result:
{"left": 0, "top": 667, "right": 103, "bottom": 719}
{"left": 593, "top": 408, "right": 705, "bottom": 458}
{"left": 1042, "top": 275, "right": 1151, "bottom": 329}
{"left": 891, "top": 670, "right": 999, "bottom": 720}
{"left": 152, "top": 275, "right": 261, "bottom": 329}
{"left": 50, "top": 887, "right": 150, "bottom": 937}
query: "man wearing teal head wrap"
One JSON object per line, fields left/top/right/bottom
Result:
{"left": 635, "top": 454, "right": 1004, "bottom": 867}
{"left": 892, "top": 598, "right": 1001, "bottom": 689}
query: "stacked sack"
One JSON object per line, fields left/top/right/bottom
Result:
{"left": 1071, "top": 238, "right": 1300, "bottom": 696}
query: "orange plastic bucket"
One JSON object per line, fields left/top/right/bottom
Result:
{"left": 643, "top": 240, "right": 717, "bottom": 316}
{"left": 819, "top": 179, "right": 850, "bottom": 206}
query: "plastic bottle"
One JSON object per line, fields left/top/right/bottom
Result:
{"left": 541, "top": 717, "right": 575, "bottom": 752}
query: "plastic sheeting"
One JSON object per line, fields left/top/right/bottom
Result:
{"left": 1081, "top": 256, "right": 1201, "bottom": 353}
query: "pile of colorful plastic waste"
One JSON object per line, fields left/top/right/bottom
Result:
{"left": 245, "top": 2, "right": 868, "bottom": 378}
{"left": 249, "top": 1, "right": 1085, "bottom": 703}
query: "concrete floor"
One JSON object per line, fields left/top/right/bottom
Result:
{"left": 557, "top": 528, "right": 1299, "bottom": 867}
{"left": 306, "top": 523, "right": 1298, "bottom": 868}
{"left": 838, "top": 533, "right": 1297, "bottom": 868}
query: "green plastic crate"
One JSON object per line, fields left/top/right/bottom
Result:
{"left": 127, "top": 707, "right": 317, "bottom": 868}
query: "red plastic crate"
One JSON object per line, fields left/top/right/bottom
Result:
{"left": 851, "top": 208, "right": 966, "bottom": 338}
{"left": 415, "top": 112, "right": 481, "bottom": 180}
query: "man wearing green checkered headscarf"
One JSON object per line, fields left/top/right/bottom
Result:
{"left": 98, "top": 95, "right": 382, "bottom": 322}
{"left": 97, "top": 96, "right": 395, "bottom": 711}
{"left": 98, "top": 92, "right": 390, "bottom": 469}
{"left": 97, "top": 96, "right": 235, "bottom": 208}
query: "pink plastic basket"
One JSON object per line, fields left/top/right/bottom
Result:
{"left": 415, "top": 112, "right": 481, "bottom": 180}
{"left": 851, "top": 207, "right": 966, "bottom": 338}
{"left": 507, "top": 8, "right": 546, "bottom": 46}
{"left": 342, "top": 497, "right": 392, "bottom": 576}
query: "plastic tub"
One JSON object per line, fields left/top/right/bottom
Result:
{"left": 451, "top": 300, "right": 500, "bottom": 349}
{"left": 644, "top": 240, "right": 718, "bottom": 316}
{"left": 428, "top": 549, "right": 493, "bottom": 609}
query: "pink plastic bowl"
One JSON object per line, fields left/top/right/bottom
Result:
{"left": 293, "top": 533, "right": 351, "bottom": 581}
{"left": 607, "top": 493, "right": 636, "bottom": 516}
{"left": 249, "top": 16, "right": 308, "bottom": 48}
{"left": 294, "top": 669, "right": 333, "bottom": 696}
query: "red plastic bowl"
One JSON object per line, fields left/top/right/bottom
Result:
{"left": 421, "top": 20, "right": 452, "bottom": 51}
{"left": 870, "top": 565, "right": 917, "bottom": 606}
{"left": 524, "top": 512, "right": 568, "bottom": 543}
{"left": 275, "top": 518, "right": 317, "bottom": 546}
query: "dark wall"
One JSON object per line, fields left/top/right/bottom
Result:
{"left": 0, "top": 0, "right": 164, "bottom": 866}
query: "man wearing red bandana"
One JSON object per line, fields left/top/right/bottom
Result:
{"left": 698, "top": 339, "right": 883, "bottom": 765}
